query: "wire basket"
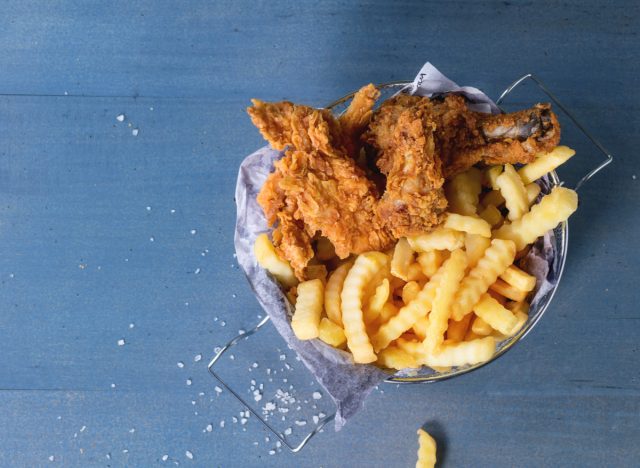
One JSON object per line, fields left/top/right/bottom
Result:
{"left": 209, "top": 74, "right": 612, "bottom": 451}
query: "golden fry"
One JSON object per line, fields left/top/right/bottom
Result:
{"left": 291, "top": 279, "right": 324, "bottom": 340}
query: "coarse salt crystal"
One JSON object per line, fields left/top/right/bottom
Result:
{"left": 214, "top": 386, "right": 222, "bottom": 394}
{"left": 194, "top": 354, "right": 202, "bottom": 362}
{"left": 185, "top": 450, "right": 193, "bottom": 460}
{"left": 219, "top": 420, "right": 225, "bottom": 428}
{"left": 177, "top": 361, "right": 184, "bottom": 368}
{"left": 48, "top": 455, "right": 54, "bottom": 461}
{"left": 313, "top": 415, "right": 319, "bottom": 424}
{"left": 206, "top": 424, "right": 212, "bottom": 432}
{"left": 116, "top": 114, "right": 125, "bottom": 122}
{"left": 190, "top": 229, "right": 197, "bottom": 235}
{"left": 186, "top": 378, "right": 192, "bottom": 386}
{"left": 295, "top": 420, "right": 307, "bottom": 426}
{"left": 132, "top": 128, "right": 139, "bottom": 136}
{"left": 284, "top": 427, "right": 292, "bottom": 435}
{"left": 117, "top": 339, "right": 125, "bottom": 346}
{"left": 269, "top": 450, "right": 275, "bottom": 455}
{"left": 312, "top": 392, "right": 322, "bottom": 400}
{"left": 161, "top": 454, "right": 168, "bottom": 461}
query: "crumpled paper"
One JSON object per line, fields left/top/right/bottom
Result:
{"left": 234, "top": 62, "right": 557, "bottom": 430}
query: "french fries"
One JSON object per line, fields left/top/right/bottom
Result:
{"left": 451, "top": 239, "right": 516, "bottom": 321}
{"left": 493, "top": 186, "right": 578, "bottom": 251}
{"left": 408, "top": 228, "right": 465, "bottom": 252}
{"left": 424, "top": 250, "right": 467, "bottom": 352}
{"left": 496, "top": 164, "right": 528, "bottom": 221}
{"left": 254, "top": 233, "right": 298, "bottom": 288}
{"left": 254, "top": 145, "right": 579, "bottom": 375}
{"left": 445, "top": 167, "right": 482, "bottom": 215}
{"left": 318, "top": 317, "right": 347, "bottom": 348}
{"left": 518, "top": 146, "right": 576, "bottom": 184}
{"left": 444, "top": 213, "right": 491, "bottom": 238}
{"left": 291, "top": 279, "right": 324, "bottom": 340}
{"left": 416, "top": 429, "right": 437, "bottom": 468}
{"left": 324, "top": 260, "right": 353, "bottom": 326}
{"left": 341, "top": 252, "right": 388, "bottom": 363}
{"left": 391, "top": 237, "right": 414, "bottom": 281}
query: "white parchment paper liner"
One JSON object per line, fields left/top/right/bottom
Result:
{"left": 234, "top": 63, "right": 557, "bottom": 430}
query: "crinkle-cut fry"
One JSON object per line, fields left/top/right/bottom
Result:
{"left": 489, "top": 278, "right": 528, "bottom": 302}
{"left": 500, "top": 265, "right": 536, "bottom": 292}
{"left": 417, "top": 250, "right": 448, "bottom": 277}
{"left": 376, "top": 346, "right": 419, "bottom": 370}
{"left": 305, "top": 264, "right": 328, "bottom": 284}
{"left": 391, "top": 237, "right": 414, "bottom": 281}
{"left": 367, "top": 278, "right": 390, "bottom": 315}
{"left": 464, "top": 330, "right": 483, "bottom": 341}
{"left": 478, "top": 204, "right": 503, "bottom": 228}
{"left": 363, "top": 260, "right": 391, "bottom": 303}
{"left": 470, "top": 315, "right": 493, "bottom": 336}
{"left": 408, "top": 228, "right": 464, "bottom": 252}
{"left": 464, "top": 233, "right": 491, "bottom": 269}
{"left": 416, "top": 428, "right": 437, "bottom": 468}
{"left": 341, "top": 252, "right": 388, "bottom": 363}
{"left": 481, "top": 189, "right": 505, "bottom": 208}
{"left": 315, "top": 237, "right": 336, "bottom": 261}
{"left": 254, "top": 233, "right": 298, "bottom": 288}
{"left": 291, "top": 279, "right": 324, "bottom": 340}
{"left": 493, "top": 186, "right": 578, "bottom": 251}
{"left": 508, "top": 300, "right": 530, "bottom": 316}
{"left": 412, "top": 316, "right": 429, "bottom": 340}
{"left": 424, "top": 250, "right": 468, "bottom": 353}
{"left": 324, "top": 260, "right": 353, "bottom": 326}
{"left": 493, "top": 308, "right": 529, "bottom": 341}
{"left": 496, "top": 164, "right": 529, "bottom": 221}
{"left": 397, "top": 337, "right": 496, "bottom": 367}
{"left": 444, "top": 213, "right": 491, "bottom": 238}
{"left": 406, "top": 263, "right": 428, "bottom": 282}
{"left": 402, "top": 281, "right": 421, "bottom": 305}
{"left": 318, "top": 317, "right": 347, "bottom": 348}
{"left": 488, "top": 288, "right": 508, "bottom": 306}
{"left": 451, "top": 239, "right": 516, "bottom": 321}
{"left": 446, "top": 314, "right": 473, "bottom": 341}
{"left": 445, "top": 167, "right": 482, "bottom": 215}
{"left": 484, "top": 165, "right": 503, "bottom": 190}
{"left": 525, "top": 183, "right": 541, "bottom": 205}
{"left": 371, "top": 255, "right": 453, "bottom": 352}
{"left": 518, "top": 145, "right": 576, "bottom": 184}
{"left": 379, "top": 301, "right": 399, "bottom": 324}
{"left": 472, "top": 293, "right": 518, "bottom": 335}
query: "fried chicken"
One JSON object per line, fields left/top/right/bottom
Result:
{"left": 249, "top": 86, "right": 561, "bottom": 275}
{"left": 249, "top": 88, "right": 393, "bottom": 279}
{"left": 365, "top": 94, "right": 560, "bottom": 237}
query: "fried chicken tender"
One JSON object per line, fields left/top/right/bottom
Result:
{"left": 249, "top": 87, "right": 393, "bottom": 279}
{"left": 338, "top": 83, "right": 381, "bottom": 155}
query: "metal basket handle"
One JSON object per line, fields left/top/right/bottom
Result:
{"left": 495, "top": 74, "right": 613, "bottom": 192}
{"left": 207, "top": 316, "right": 336, "bottom": 452}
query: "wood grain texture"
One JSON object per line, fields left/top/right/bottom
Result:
{"left": 0, "top": 1, "right": 638, "bottom": 466}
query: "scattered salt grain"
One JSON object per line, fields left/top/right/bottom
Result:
{"left": 122, "top": 449, "right": 129, "bottom": 454}
{"left": 146, "top": 206, "right": 151, "bottom": 211}
{"left": 48, "top": 455, "right": 54, "bottom": 462}
{"left": 269, "top": 450, "right": 276, "bottom": 455}
{"left": 106, "top": 453, "right": 111, "bottom": 460}
{"left": 190, "top": 229, "right": 197, "bottom": 235}
{"left": 186, "top": 378, "right": 192, "bottom": 386}
{"left": 276, "top": 441, "right": 282, "bottom": 448}
{"left": 80, "top": 425, "right": 86, "bottom": 432}
{"left": 633, "top": 174, "right": 637, "bottom": 180}
{"left": 177, "top": 361, "right": 184, "bottom": 368}
{"left": 232, "top": 417, "right": 238, "bottom": 423}
{"left": 313, "top": 415, "right": 319, "bottom": 424}
{"left": 132, "top": 128, "right": 139, "bottom": 136}
{"left": 129, "top": 323, "right": 135, "bottom": 329}
{"left": 129, "top": 428, "right": 135, "bottom": 433}
{"left": 111, "top": 383, "right": 116, "bottom": 388}
{"left": 116, "top": 114, "right": 125, "bottom": 122}
{"left": 149, "top": 236, "right": 155, "bottom": 242}
{"left": 284, "top": 427, "right": 292, "bottom": 435}
{"left": 194, "top": 268, "right": 201, "bottom": 275}
{"left": 229, "top": 354, "right": 235, "bottom": 360}
{"left": 312, "top": 392, "right": 322, "bottom": 400}
{"left": 252, "top": 362, "right": 258, "bottom": 368}
{"left": 220, "top": 321, "right": 226, "bottom": 327}
{"left": 170, "top": 209, "right": 176, "bottom": 214}
{"left": 117, "top": 339, "right": 125, "bottom": 346}
{"left": 194, "top": 354, "right": 202, "bottom": 362}
{"left": 219, "top": 420, "right": 225, "bottom": 428}
{"left": 295, "top": 420, "right": 307, "bottom": 426}
{"left": 206, "top": 424, "right": 213, "bottom": 432}
{"left": 185, "top": 450, "right": 193, "bottom": 460}
{"left": 279, "top": 354, "right": 286, "bottom": 361}
{"left": 240, "top": 418, "right": 248, "bottom": 425}
{"left": 214, "top": 386, "right": 222, "bottom": 394}
{"left": 161, "top": 455, "right": 168, "bottom": 461}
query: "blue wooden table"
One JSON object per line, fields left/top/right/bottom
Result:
{"left": 1, "top": 1, "right": 638, "bottom": 466}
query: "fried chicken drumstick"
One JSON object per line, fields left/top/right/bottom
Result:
{"left": 248, "top": 86, "right": 560, "bottom": 279}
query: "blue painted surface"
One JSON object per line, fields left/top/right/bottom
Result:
{"left": 0, "top": 1, "right": 638, "bottom": 466}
